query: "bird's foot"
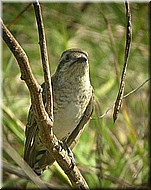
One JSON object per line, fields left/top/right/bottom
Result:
{"left": 61, "top": 140, "right": 75, "bottom": 169}
{"left": 56, "top": 140, "right": 75, "bottom": 171}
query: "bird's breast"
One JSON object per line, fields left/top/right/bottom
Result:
{"left": 52, "top": 82, "right": 92, "bottom": 140}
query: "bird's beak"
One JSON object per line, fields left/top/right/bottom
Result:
{"left": 77, "top": 57, "right": 88, "bottom": 63}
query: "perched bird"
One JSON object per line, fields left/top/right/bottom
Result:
{"left": 24, "top": 49, "right": 94, "bottom": 175}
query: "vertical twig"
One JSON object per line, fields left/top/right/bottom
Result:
{"left": 113, "top": 1, "right": 132, "bottom": 122}
{"left": 33, "top": 1, "right": 53, "bottom": 121}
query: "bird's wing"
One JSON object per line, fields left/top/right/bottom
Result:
{"left": 66, "top": 91, "right": 94, "bottom": 149}
{"left": 24, "top": 83, "right": 45, "bottom": 164}
{"left": 24, "top": 83, "right": 55, "bottom": 174}
{"left": 24, "top": 105, "right": 38, "bottom": 167}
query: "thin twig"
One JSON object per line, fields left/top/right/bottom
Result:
{"left": 33, "top": 1, "right": 53, "bottom": 121}
{"left": 123, "top": 77, "right": 151, "bottom": 99}
{"left": 113, "top": 1, "right": 132, "bottom": 122}
{"left": 98, "top": 77, "right": 150, "bottom": 119}
{"left": 99, "top": 105, "right": 113, "bottom": 119}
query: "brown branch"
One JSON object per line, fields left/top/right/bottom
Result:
{"left": 33, "top": 1, "right": 53, "bottom": 121}
{"left": 113, "top": 1, "right": 132, "bottom": 122}
{"left": 1, "top": 17, "right": 89, "bottom": 189}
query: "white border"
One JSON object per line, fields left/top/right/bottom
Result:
{"left": 0, "top": 0, "right": 149, "bottom": 188}
{"left": 0, "top": 1, "right": 2, "bottom": 188}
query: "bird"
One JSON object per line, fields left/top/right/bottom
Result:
{"left": 24, "top": 49, "right": 94, "bottom": 175}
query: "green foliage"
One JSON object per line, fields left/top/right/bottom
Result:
{"left": 2, "top": 2, "right": 149, "bottom": 189}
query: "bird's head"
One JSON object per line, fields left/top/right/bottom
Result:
{"left": 56, "top": 49, "right": 89, "bottom": 75}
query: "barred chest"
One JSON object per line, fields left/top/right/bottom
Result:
{"left": 52, "top": 75, "right": 92, "bottom": 140}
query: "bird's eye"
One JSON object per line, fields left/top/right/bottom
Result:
{"left": 64, "top": 55, "right": 70, "bottom": 61}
